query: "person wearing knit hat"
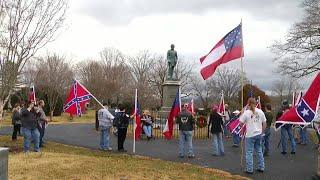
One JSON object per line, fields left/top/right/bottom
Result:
{"left": 208, "top": 105, "right": 225, "bottom": 156}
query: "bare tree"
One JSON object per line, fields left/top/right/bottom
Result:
{"left": 189, "top": 76, "right": 215, "bottom": 109}
{"left": 272, "top": 79, "right": 286, "bottom": 103}
{"left": 272, "top": 75, "right": 303, "bottom": 103}
{"left": 174, "top": 57, "right": 194, "bottom": 88}
{"left": 100, "top": 47, "right": 134, "bottom": 105}
{"left": 148, "top": 55, "right": 167, "bottom": 100}
{"left": 212, "top": 67, "right": 243, "bottom": 101}
{"left": 76, "top": 60, "right": 106, "bottom": 102}
{"left": 128, "top": 50, "right": 159, "bottom": 108}
{"left": 0, "top": 0, "right": 68, "bottom": 119}
{"left": 35, "top": 54, "right": 73, "bottom": 120}
{"left": 271, "top": 0, "right": 320, "bottom": 78}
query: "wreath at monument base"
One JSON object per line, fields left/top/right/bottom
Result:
{"left": 196, "top": 115, "right": 207, "bottom": 128}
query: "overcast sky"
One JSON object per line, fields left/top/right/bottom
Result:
{"left": 42, "top": 0, "right": 306, "bottom": 92}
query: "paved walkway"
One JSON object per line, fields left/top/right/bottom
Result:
{"left": 0, "top": 124, "right": 317, "bottom": 180}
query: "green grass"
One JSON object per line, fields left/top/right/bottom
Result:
{"left": 0, "top": 136, "right": 247, "bottom": 180}
{"left": 0, "top": 110, "right": 96, "bottom": 126}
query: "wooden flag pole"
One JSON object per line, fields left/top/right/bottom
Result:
{"left": 240, "top": 19, "right": 245, "bottom": 169}
{"left": 75, "top": 80, "right": 105, "bottom": 109}
{"left": 133, "top": 89, "right": 137, "bottom": 154}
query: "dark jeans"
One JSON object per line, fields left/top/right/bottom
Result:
{"left": 12, "top": 124, "right": 21, "bottom": 140}
{"left": 38, "top": 121, "right": 46, "bottom": 146}
{"left": 117, "top": 128, "right": 127, "bottom": 150}
{"left": 262, "top": 127, "right": 271, "bottom": 154}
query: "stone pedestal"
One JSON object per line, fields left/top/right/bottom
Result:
{"left": 0, "top": 147, "right": 9, "bottom": 180}
{"left": 159, "top": 80, "right": 181, "bottom": 117}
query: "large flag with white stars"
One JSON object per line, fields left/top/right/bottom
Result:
{"left": 276, "top": 73, "right": 320, "bottom": 129}
{"left": 200, "top": 23, "right": 244, "bottom": 80}
{"left": 63, "top": 80, "right": 92, "bottom": 116}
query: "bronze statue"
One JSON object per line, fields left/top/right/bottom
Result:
{"left": 167, "top": 44, "right": 178, "bottom": 80}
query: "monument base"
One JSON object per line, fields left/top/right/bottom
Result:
{"left": 0, "top": 147, "right": 8, "bottom": 180}
{"left": 159, "top": 80, "right": 181, "bottom": 118}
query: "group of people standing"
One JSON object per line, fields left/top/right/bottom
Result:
{"left": 176, "top": 98, "right": 276, "bottom": 174}
{"left": 97, "top": 104, "right": 155, "bottom": 152}
{"left": 11, "top": 100, "right": 48, "bottom": 152}
{"left": 176, "top": 97, "right": 313, "bottom": 174}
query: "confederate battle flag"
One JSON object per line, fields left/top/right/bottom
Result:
{"left": 63, "top": 80, "right": 92, "bottom": 116}
{"left": 276, "top": 73, "right": 320, "bottom": 129}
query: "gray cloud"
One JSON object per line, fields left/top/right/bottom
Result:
{"left": 77, "top": 0, "right": 303, "bottom": 26}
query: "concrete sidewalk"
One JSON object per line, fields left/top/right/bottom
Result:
{"left": 0, "top": 124, "right": 317, "bottom": 180}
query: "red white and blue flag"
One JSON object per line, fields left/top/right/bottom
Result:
{"left": 200, "top": 23, "right": 243, "bottom": 80}
{"left": 63, "top": 80, "right": 92, "bottom": 116}
{"left": 276, "top": 73, "right": 320, "bottom": 129}
{"left": 218, "top": 91, "right": 225, "bottom": 115}
{"left": 163, "top": 89, "right": 181, "bottom": 140}
{"left": 133, "top": 90, "right": 142, "bottom": 140}
{"left": 227, "top": 118, "right": 246, "bottom": 138}
{"left": 256, "top": 96, "right": 261, "bottom": 109}
{"left": 28, "top": 84, "right": 36, "bottom": 103}
{"left": 187, "top": 99, "right": 195, "bottom": 115}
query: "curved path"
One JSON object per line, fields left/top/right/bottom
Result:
{"left": 0, "top": 124, "right": 317, "bottom": 180}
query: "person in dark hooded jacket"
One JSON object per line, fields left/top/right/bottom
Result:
{"left": 209, "top": 105, "right": 225, "bottom": 156}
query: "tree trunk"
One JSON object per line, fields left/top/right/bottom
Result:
{"left": 0, "top": 100, "right": 4, "bottom": 121}
{"left": 50, "top": 111, "right": 53, "bottom": 121}
{"left": 0, "top": 94, "right": 11, "bottom": 121}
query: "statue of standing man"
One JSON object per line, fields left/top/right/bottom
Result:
{"left": 167, "top": 44, "right": 178, "bottom": 80}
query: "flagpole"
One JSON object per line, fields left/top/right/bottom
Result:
{"left": 75, "top": 80, "right": 105, "bottom": 109}
{"left": 133, "top": 89, "right": 137, "bottom": 154}
{"left": 222, "top": 90, "right": 225, "bottom": 115}
{"left": 240, "top": 19, "right": 245, "bottom": 169}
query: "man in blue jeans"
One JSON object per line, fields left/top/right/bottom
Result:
{"left": 280, "top": 124, "right": 296, "bottom": 154}
{"left": 98, "top": 104, "right": 114, "bottom": 151}
{"left": 262, "top": 104, "right": 273, "bottom": 156}
{"left": 21, "top": 101, "right": 40, "bottom": 152}
{"left": 277, "top": 101, "right": 296, "bottom": 154}
{"left": 176, "top": 104, "right": 195, "bottom": 158}
{"left": 299, "top": 127, "right": 308, "bottom": 145}
{"left": 240, "top": 98, "right": 267, "bottom": 174}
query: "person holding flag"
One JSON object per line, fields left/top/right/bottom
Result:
{"left": 176, "top": 103, "right": 195, "bottom": 158}
{"left": 277, "top": 100, "right": 296, "bottom": 155}
{"left": 21, "top": 101, "right": 40, "bottom": 153}
{"left": 209, "top": 105, "right": 225, "bottom": 156}
{"left": 262, "top": 104, "right": 274, "bottom": 157}
{"left": 114, "top": 105, "right": 130, "bottom": 152}
{"left": 98, "top": 103, "right": 114, "bottom": 151}
{"left": 240, "top": 98, "right": 266, "bottom": 174}
{"left": 230, "top": 110, "right": 241, "bottom": 147}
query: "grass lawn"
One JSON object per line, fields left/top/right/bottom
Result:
{"left": 0, "top": 136, "right": 247, "bottom": 180}
{"left": 0, "top": 110, "right": 96, "bottom": 126}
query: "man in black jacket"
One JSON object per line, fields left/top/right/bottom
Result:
{"left": 114, "top": 105, "right": 129, "bottom": 152}
{"left": 21, "top": 101, "right": 40, "bottom": 152}
{"left": 176, "top": 103, "right": 195, "bottom": 158}
{"left": 209, "top": 105, "right": 225, "bottom": 156}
